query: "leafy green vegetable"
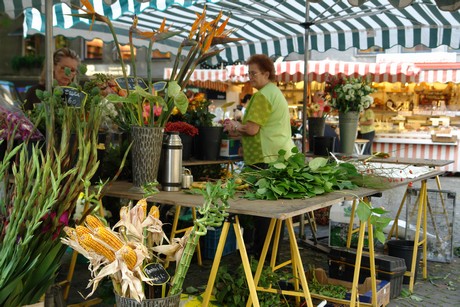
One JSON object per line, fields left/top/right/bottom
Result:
{"left": 241, "top": 148, "right": 358, "bottom": 200}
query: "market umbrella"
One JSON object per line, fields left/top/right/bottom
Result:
{"left": 0, "top": 0, "right": 222, "bottom": 90}
{"left": 18, "top": 0, "right": 460, "bottom": 152}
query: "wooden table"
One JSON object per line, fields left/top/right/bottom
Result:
{"left": 102, "top": 169, "right": 444, "bottom": 306}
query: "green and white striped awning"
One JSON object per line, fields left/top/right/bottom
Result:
{"left": 16, "top": 0, "right": 460, "bottom": 63}
{"left": 0, "top": 0, "right": 221, "bottom": 19}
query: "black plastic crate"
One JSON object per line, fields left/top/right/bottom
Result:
{"left": 203, "top": 226, "right": 237, "bottom": 259}
{"left": 328, "top": 247, "right": 406, "bottom": 298}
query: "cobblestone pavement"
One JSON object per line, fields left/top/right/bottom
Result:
{"left": 62, "top": 175, "right": 460, "bottom": 306}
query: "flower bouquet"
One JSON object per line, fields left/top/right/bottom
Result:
{"left": 325, "top": 76, "right": 376, "bottom": 154}
{"left": 73, "top": 1, "right": 240, "bottom": 185}
{"left": 183, "top": 92, "right": 217, "bottom": 128}
{"left": 0, "top": 103, "right": 44, "bottom": 142}
{"left": 62, "top": 180, "right": 236, "bottom": 302}
{"left": 165, "top": 121, "right": 199, "bottom": 137}
{"left": 325, "top": 76, "right": 375, "bottom": 113}
{"left": 307, "top": 91, "right": 331, "bottom": 118}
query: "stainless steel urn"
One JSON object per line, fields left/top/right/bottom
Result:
{"left": 161, "top": 132, "right": 182, "bottom": 191}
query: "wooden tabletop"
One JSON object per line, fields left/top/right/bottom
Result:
{"left": 102, "top": 169, "right": 443, "bottom": 220}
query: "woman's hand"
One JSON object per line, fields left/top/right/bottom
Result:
{"left": 223, "top": 119, "right": 240, "bottom": 137}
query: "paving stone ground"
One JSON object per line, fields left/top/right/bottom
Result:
{"left": 62, "top": 175, "right": 460, "bottom": 306}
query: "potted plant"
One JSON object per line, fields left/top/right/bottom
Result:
{"left": 324, "top": 76, "right": 376, "bottom": 155}
{"left": 164, "top": 121, "right": 198, "bottom": 160}
{"left": 73, "top": 1, "right": 240, "bottom": 185}
{"left": 306, "top": 91, "right": 332, "bottom": 153}
{"left": 61, "top": 180, "right": 237, "bottom": 305}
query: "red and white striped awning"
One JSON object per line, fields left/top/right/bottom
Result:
{"left": 227, "top": 60, "right": 421, "bottom": 83}
{"left": 415, "top": 63, "right": 460, "bottom": 83}
{"left": 163, "top": 68, "right": 228, "bottom": 91}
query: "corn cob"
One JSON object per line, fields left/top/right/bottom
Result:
{"left": 79, "top": 234, "right": 116, "bottom": 262}
{"left": 76, "top": 225, "right": 92, "bottom": 237}
{"left": 119, "top": 245, "right": 137, "bottom": 270}
{"left": 94, "top": 226, "right": 123, "bottom": 251}
{"left": 63, "top": 226, "right": 76, "bottom": 238}
{"left": 149, "top": 205, "right": 160, "bottom": 219}
{"left": 138, "top": 199, "right": 148, "bottom": 218}
{"left": 85, "top": 215, "right": 105, "bottom": 229}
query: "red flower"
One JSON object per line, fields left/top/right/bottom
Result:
{"left": 165, "top": 121, "right": 199, "bottom": 137}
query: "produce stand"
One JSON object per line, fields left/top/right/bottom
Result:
{"left": 101, "top": 167, "right": 444, "bottom": 307}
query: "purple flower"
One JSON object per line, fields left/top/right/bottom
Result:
{"left": 0, "top": 105, "right": 43, "bottom": 141}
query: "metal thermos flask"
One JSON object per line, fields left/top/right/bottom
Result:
{"left": 162, "top": 132, "right": 182, "bottom": 191}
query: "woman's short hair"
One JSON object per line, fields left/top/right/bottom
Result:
{"left": 39, "top": 47, "right": 81, "bottom": 84}
{"left": 246, "top": 54, "right": 276, "bottom": 82}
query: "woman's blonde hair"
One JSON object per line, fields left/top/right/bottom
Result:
{"left": 39, "top": 47, "right": 81, "bottom": 84}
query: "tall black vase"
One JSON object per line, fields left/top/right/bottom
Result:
{"left": 179, "top": 133, "right": 193, "bottom": 161}
{"left": 307, "top": 117, "right": 326, "bottom": 153}
{"left": 194, "top": 126, "right": 223, "bottom": 161}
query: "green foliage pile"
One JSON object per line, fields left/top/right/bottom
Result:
{"left": 213, "top": 258, "right": 291, "bottom": 307}
{"left": 241, "top": 148, "right": 358, "bottom": 200}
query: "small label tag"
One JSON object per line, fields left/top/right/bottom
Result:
{"left": 61, "top": 86, "right": 87, "bottom": 107}
{"left": 143, "top": 263, "right": 170, "bottom": 285}
{"left": 115, "top": 77, "right": 148, "bottom": 91}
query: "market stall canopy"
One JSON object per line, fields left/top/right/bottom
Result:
{"left": 415, "top": 63, "right": 460, "bottom": 83}
{"left": 227, "top": 60, "right": 421, "bottom": 83}
{"left": 163, "top": 68, "right": 228, "bottom": 91}
{"left": 20, "top": 0, "right": 460, "bottom": 63}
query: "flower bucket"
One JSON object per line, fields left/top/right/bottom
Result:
{"left": 307, "top": 117, "right": 326, "bottom": 153}
{"left": 194, "top": 126, "right": 223, "bottom": 160}
{"left": 179, "top": 133, "right": 193, "bottom": 161}
{"left": 115, "top": 292, "right": 181, "bottom": 307}
{"left": 338, "top": 111, "right": 359, "bottom": 155}
{"left": 131, "top": 126, "right": 164, "bottom": 187}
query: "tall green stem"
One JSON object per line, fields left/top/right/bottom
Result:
{"left": 107, "top": 19, "right": 130, "bottom": 95}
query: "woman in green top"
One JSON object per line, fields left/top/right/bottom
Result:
{"left": 224, "top": 54, "right": 294, "bottom": 166}
{"left": 359, "top": 107, "right": 375, "bottom": 155}
{"left": 224, "top": 54, "right": 294, "bottom": 257}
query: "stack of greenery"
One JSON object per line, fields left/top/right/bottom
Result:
{"left": 240, "top": 148, "right": 392, "bottom": 243}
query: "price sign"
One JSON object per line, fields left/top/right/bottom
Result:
{"left": 61, "top": 86, "right": 87, "bottom": 107}
{"left": 143, "top": 263, "right": 170, "bottom": 285}
{"left": 115, "top": 77, "right": 148, "bottom": 90}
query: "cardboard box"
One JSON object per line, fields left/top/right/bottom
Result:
{"left": 307, "top": 268, "right": 390, "bottom": 307}
{"left": 220, "top": 138, "right": 241, "bottom": 158}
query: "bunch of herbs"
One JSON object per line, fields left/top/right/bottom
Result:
{"left": 241, "top": 148, "right": 358, "bottom": 200}
{"left": 240, "top": 148, "right": 392, "bottom": 243}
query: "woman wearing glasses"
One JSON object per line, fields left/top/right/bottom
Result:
{"left": 24, "top": 47, "right": 80, "bottom": 111}
{"left": 224, "top": 54, "right": 294, "bottom": 167}
{"left": 224, "top": 54, "right": 294, "bottom": 257}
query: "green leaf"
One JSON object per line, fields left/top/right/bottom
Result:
{"left": 173, "top": 91, "right": 189, "bottom": 114}
{"left": 356, "top": 201, "right": 372, "bottom": 222}
{"left": 273, "top": 162, "right": 286, "bottom": 170}
{"left": 309, "top": 157, "right": 328, "bottom": 171}
{"left": 370, "top": 207, "right": 389, "bottom": 215}
{"left": 374, "top": 231, "right": 386, "bottom": 244}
